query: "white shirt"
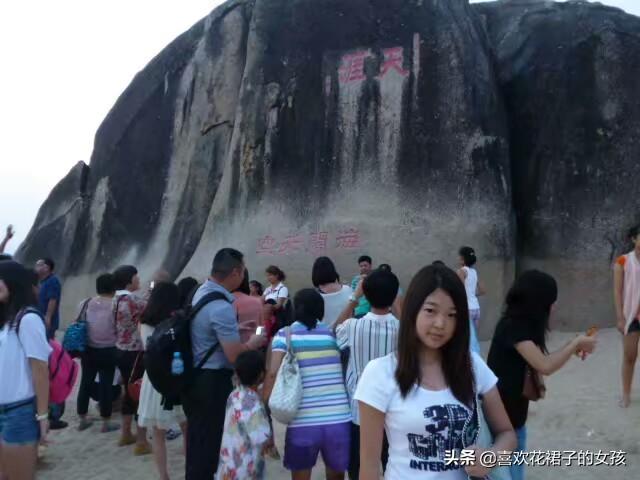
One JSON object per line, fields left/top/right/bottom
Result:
{"left": 0, "top": 312, "right": 52, "bottom": 404}
{"left": 354, "top": 352, "right": 497, "bottom": 479}
{"left": 320, "top": 285, "right": 352, "bottom": 327}
{"left": 263, "top": 283, "right": 288, "bottom": 303}
{"left": 336, "top": 311, "right": 399, "bottom": 424}
{"left": 462, "top": 266, "right": 480, "bottom": 311}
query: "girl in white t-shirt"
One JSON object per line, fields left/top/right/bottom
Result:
{"left": 0, "top": 261, "right": 52, "bottom": 479}
{"left": 355, "top": 264, "right": 516, "bottom": 480}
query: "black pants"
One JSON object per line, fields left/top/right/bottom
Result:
{"left": 348, "top": 422, "right": 389, "bottom": 480}
{"left": 115, "top": 349, "right": 141, "bottom": 416}
{"left": 182, "top": 369, "right": 233, "bottom": 480}
{"left": 77, "top": 346, "right": 117, "bottom": 418}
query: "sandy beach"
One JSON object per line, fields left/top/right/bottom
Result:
{"left": 39, "top": 328, "right": 639, "bottom": 479}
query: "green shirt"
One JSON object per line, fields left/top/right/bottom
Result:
{"left": 351, "top": 275, "right": 371, "bottom": 317}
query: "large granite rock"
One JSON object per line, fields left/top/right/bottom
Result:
{"left": 18, "top": 0, "right": 640, "bottom": 334}
{"left": 17, "top": 161, "right": 89, "bottom": 274}
{"left": 476, "top": 0, "right": 640, "bottom": 329}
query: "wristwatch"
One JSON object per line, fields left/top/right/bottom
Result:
{"left": 35, "top": 413, "right": 49, "bottom": 421}
{"left": 349, "top": 294, "right": 359, "bottom": 303}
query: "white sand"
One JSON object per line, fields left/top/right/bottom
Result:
{"left": 39, "top": 328, "right": 639, "bottom": 479}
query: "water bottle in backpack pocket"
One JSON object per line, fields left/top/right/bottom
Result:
{"left": 144, "top": 291, "right": 231, "bottom": 398}
{"left": 171, "top": 352, "right": 184, "bottom": 375}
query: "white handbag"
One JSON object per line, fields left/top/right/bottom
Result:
{"left": 268, "top": 326, "right": 303, "bottom": 424}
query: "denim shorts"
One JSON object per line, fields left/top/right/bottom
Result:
{"left": 0, "top": 397, "right": 40, "bottom": 446}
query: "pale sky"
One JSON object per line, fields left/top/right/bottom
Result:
{"left": 2, "top": 0, "right": 638, "bottom": 254}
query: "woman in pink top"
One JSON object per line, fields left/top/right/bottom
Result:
{"left": 77, "top": 273, "right": 119, "bottom": 432}
{"left": 613, "top": 225, "right": 640, "bottom": 408}
{"left": 234, "top": 271, "right": 264, "bottom": 343}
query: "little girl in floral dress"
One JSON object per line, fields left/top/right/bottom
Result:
{"left": 217, "top": 350, "right": 272, "bottom": 480}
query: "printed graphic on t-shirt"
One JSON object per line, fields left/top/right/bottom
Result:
{"left": 407, "top": 404, "right": 470, "bottom": 472}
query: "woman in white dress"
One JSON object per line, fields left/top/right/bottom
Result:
{"left": 137, "top": 282, "right": 186, "bottom": 480}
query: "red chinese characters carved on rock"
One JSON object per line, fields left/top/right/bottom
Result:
{"left": 335, "top": 228, "right": 361, "bottom": 249}
{"left": 256, "top": 235, "right": 278, "bottom": 256}
{"left": 277, "top": 234, "right": 306, "bottom": 256}
{"left": 378, "top": 47, "right": 409, "bottom": 78}
{"left": 338, "top": 47, "right": 409, "bottom": 84}
{"left": 309, "top": 232, "right": 329, "bottom": 254}
{"left": 339, "top": 50, "right": 371, "bottom": 84}
{"left": 256, "top": 229, "right": 363, "bottom": 256}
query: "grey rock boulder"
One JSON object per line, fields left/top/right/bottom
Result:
{"left": 476, "top": 0, "right": 640, "bottom": 329}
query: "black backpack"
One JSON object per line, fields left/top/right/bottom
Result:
{"left": 144, "top": 291, "right": 230, "bottom": 398}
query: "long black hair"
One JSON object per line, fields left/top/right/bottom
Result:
{"left": 458, "top": 246, "right": 477, "bottom": 267}
{"left": 249, "top": 280, "right": 264, "bottom": 296}
{"left": 0, "top": 261, "right": 38, "bottom": 330}
{"left": 293, "top": 288, "right": 324, "bottom": 331}
{"left": 177, "top": 277, "right": 199, "bottom": 309}
{"left": 500, "top": 270, "right": 557, "bottom": 353}
{"left": 141, "top": 282, "right": 180, "bottom": 327}
{"left": 235, "top": 269, "right": 251, "bottom": 295}
{"left": 395, "top": 264, "right": 474, "bottom": 407}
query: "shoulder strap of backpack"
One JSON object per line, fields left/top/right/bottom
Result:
{"left": 15, "top": 307, "right": 45, "bottom": 335}
{"left": 190, "top": 291, "right": 232, "bottom": 370}
{"left": 13, "top": 307, "right": 47, "bottom": 351}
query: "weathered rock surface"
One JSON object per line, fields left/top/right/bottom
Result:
{"left": 17, "top": 161, "right": 89, "bottom": 276}
{"left": 476, "top": 0, "right": 640, "bottom": 329}
{"left": 17, "top": 0, "right": 640, "bottom": 334}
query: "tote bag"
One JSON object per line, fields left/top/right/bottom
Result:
{"left": 268, "top": 326, "right": 303, "bottom": 424}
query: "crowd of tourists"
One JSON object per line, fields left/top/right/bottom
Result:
{"left": 9, "top": 220, "right": 640, "bottom": 480}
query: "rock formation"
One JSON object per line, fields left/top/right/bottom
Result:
{"left": 476, "top": 0, "right": 640, "bottom": 329}
{"left": 17, "top": 0, "right": 640, "bottom": 335}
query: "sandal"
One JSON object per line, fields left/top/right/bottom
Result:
{"left": 77, "top": 419, "right": 94, "bottom": 431}
{"left": 101, "top": 422, "right": 120, "bottom": 433}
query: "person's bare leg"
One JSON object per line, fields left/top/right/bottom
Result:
{"left": 0, "top": 443, "right": 5, "bottom": 480}
{"left": 101, "top": 416, "right": 118, "bottom": 433}
{"left": 153, "top": 427, "right": 170, "bottom": 480}
{"left": 292, "top": 470, "right": 312, "bottom": 480}
{"left": 180, "top": 421, "right": 187, "bottom": 456}
{"left": 120, "top": 414, "right": 135, "bottom": 443}
{"left": 1, "top": 444, "right": 37, "bottom": 480}
{"left": 135, "top": 425, "right": 152, "bottom": 452}
{"left": 137, "top": 425, "right": 148, "bottom": 443}
{"left": 621, "top": 332, "right": 640, "bottom": 407}
{"left": 325, "top": 466, "right": 344, "bottom": 480}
